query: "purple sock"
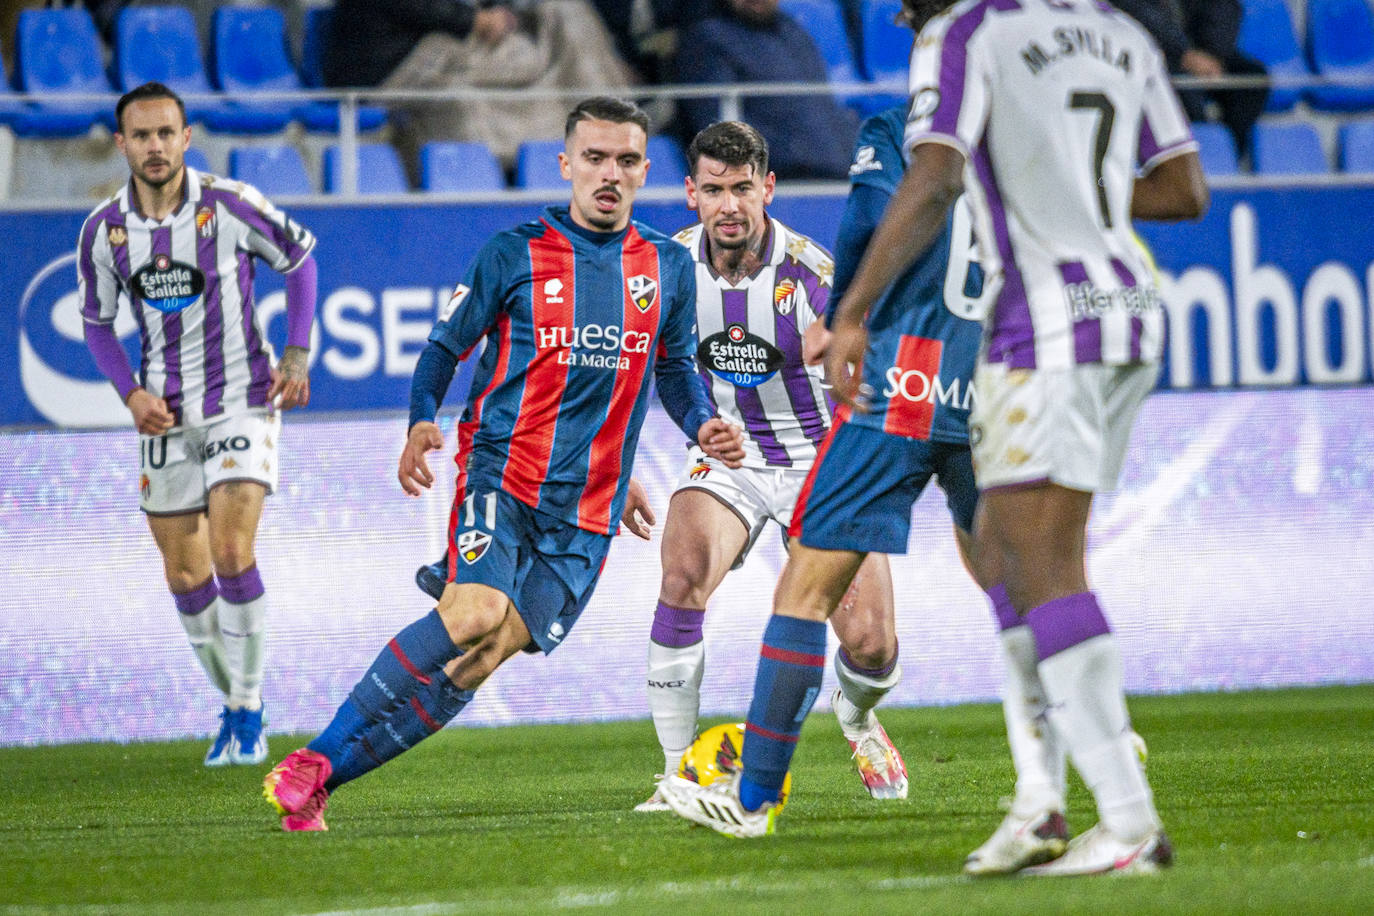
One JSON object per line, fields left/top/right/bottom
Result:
{"left": 649, "top": 601, "right": 704, "bottom": 647}
{"left": 1026, "top": 592, "right": 1111, "bottom": 660}
{"left": 218, "top": 564, "right": 265, "bottom": 604}
{"left": 173, "top": 577, "right": 218, "bottom": 616}
{"left": 987, "top": 584, "right": 1022, "bottom": 632}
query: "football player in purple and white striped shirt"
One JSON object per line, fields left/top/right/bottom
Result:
{"left": 638, "top": 122, "right": 908, "bottom": 811}
{"left": 78, "top": 83, "right": 319, "bottom": 768}
{"left": 824, "top": 0, "right": 1208, "bottom": 876}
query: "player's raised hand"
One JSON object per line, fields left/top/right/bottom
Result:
{"left": 398, "top": 420, "right": 445, "bottom": 496}
{"left": 697, "top": 417, "right": 746, "bottom": 468}
{"left": 621, "top": 477, "right": 656, "bottom": 540}
{"left": 126, "top": 388, "right": 174, "bottom": 435}
{"left": 268, "top": 346, "right": 311, "bottom": 410}
{"left": 803, "top": 320, "right": 832, "bottom": 366}
{"left": 822, "top": 316, "right": 871, "bottom": 412}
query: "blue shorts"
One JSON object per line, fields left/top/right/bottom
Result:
{"left": 789, "top": 419, "right": 978, "bottom": 555}
{"left": 446, "top": 476, "right": 611, "bottom": 655}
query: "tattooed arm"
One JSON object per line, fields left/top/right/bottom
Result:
{"left": 269, "top": 345, "right": 311, "bottom": 410}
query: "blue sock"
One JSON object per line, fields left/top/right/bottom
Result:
{"left": 739, "top": 614, "right": 827, "bottom": 811}
{"left": 325, "top": 669, "right": 474, "bottom": 791}
{"left": 308, "top": 610, "right": 459, "bottom": 763}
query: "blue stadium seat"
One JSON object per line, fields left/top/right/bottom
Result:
{"left": 323, "top": 143, "right": 409, "bottom": 194}
{"left": 213, "top": 7, "right": 386, "bottom": 134}
{"left": 780, "top": 0, "right": 880, "bottom": 116}
{"left": 183, "top": 147, "right": 212, "bottom": 174}
{"left": 299, "top": 6, "right": 389, "bottom": 130}
{"left": 14, "top": 9, "right": 116, "bottom": 136}
{"left": 1305, "top": 0, "right": 1374, "bottom": 111}
{"left": 514, "top": 138, "right": 567, "bottom": 189}
{"left": 114, "top": 6, "right": 271, "bottom": 134}
{"left": 420, "top": 141, "right": 506, "bottom": 192}
{"left": 0, "top": 47, "right": 42, "bottom": 135}
{"left": 1338, "top": 121, "right": 1374, "bottom": 172}
{"left": 1236, "top": 0, "right": 1310, "bottom": 112}
{"left": 1191, "top": 122, "right": 1239, "bottom": 175}
{"left": 1251, "top": 122, "right": 1328, "bottom": 174}
{"left": 645, "top": 136, "right": 689, "bottom": 187}
{"left": 857, "top": 0, "right": 912, "bottom": 115}
{"left": 230, "top": 145, "right": 315, "bottom": 195}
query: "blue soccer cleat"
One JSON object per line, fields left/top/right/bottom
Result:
{"left": 227, "top": 705, "right": 268, "bottom": 765}
{"left": 204, "top": 707, "right": 234, "bottom": 767}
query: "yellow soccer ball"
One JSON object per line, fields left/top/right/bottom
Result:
{"left": 676, "top": 722, "right": 791, "bottom": 812}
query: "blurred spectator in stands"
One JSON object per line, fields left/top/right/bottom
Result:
{"left": 1112, "top": 0, "right": 1268, "bottom": 159}
{"left": 673, "top": 0, "right": 858, "bottom": 180}
{"left": 586, "top": 0, "right": 713, "bottom": 84}
{"left": 325, "top": 0, "right": 634, "bottom": 177}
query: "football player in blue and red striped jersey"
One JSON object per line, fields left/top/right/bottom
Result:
{"left": 262, "top": 97, "right": 744, "bottom": 831}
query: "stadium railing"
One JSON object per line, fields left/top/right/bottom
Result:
{"left": 5, "top": 71, "right": 1374, "bottom": 205}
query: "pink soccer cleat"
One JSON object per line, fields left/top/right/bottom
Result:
{"left": 280, "top": 787, "right": 330, "bottom": 832}
{"left": 263, "top": 748, "right": 332, "bottom": 817}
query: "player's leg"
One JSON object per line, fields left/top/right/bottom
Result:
{"left": 142, "top": 425, "right": 239, "bottom": 765}
{"left": 976, "top": 364, "right": 1167, "bottom": 874}
{"left": 206, "top": 479, "right": 270, "bottom": 764}
{"left": 147, "top": 509, "right": 236, "bottom": 764}
{"left": 643, "top": 486, "right": 751, "bottom": 798}
{"left": 826, "top": 551, "right": 908, "bottom": 799}
{"left": 264, "top": 580, "right": 498, "bottom": 821}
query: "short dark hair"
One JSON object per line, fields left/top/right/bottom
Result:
{"left": 900, "top": 0, "right": 958, "bottom": 32}
{"left": 686, "top": 121, "right": 770, "bottom": 179}
{"left": 116, "top": 82, "right": 187, "bottom": 133}
{"left": 564, "top": 96, "right": 650, "bottom": 138}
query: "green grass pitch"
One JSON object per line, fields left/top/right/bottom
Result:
{"left": 1, "top": 685, "right": 1370, "bottom": 914}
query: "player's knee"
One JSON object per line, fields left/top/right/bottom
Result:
{"left": 436, "top": 585, "right": 508, "bottom": 644}
{"left": 659, "top": 564, "right": 713, "bottom": 607}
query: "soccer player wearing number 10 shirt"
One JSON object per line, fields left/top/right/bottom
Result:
{"left": 262, "top": 97, "right": 745, "bottom": 831}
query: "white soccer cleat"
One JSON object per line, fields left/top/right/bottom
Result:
{"left": 1019, "top": 823, "right": 1173, "bottom": 877}
{"left": 964, "top": 807, "right": 1070, "bottom": 875}
{"left": 658, "top": 772, "right": 779, "bottom": 839}
{"left": 633, "top": 777, "right": 671, "bottom": 812}
{"left": 836, "top": 691, "right": 909, "bottom": 800}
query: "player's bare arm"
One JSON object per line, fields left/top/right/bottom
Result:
{"left": 802, "top": 320, "right": 831, "bottom": 366}
{"left": 268, "top": 345, "right": 311, "bottom": 410}
{"left": 1131, "top": 152, "right": 1209, "bottom": 221}
{"left": 126, "top": 387, "right": 174, "bottom": 435}
{"left": 621, "top": 478, "right": 656, "bottom": 540}
{"left": 696, "top": 417, "right": 745, "bottom": 468}
{"left": 825, "top": 142, "right": 966, "bottom": 410}
{"left": 398, "top": 420, "right": 445, "bottom": 496}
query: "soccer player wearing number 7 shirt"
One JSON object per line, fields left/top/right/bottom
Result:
{"left": 263, "top": 96, "right": 745, "bottom": 831}
{"left": 828, "top": 0, "right": 1207, "bottom": 876}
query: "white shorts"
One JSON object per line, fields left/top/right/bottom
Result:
{"left": 673, "top": 446, "right": 807, "bottom": 569}
{"left": 138, "top": 409, "right": 282, "bottom": 515}
{"left": 970, "top": 362, "right": 1157, "bottom": 493}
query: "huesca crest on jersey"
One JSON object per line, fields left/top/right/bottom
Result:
{"left": 457, "top": 529, "right": 492, "bottom": 564}
{"left": 627, "top": 274, "right": 658, "bottom": 312}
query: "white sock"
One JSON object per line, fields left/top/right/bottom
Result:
{"left": 998, "top": 626, "right": 1066, "bottom": 816}
{"left": 1037, "top": 634, "right": 1160, "bottom": 841}
{"left": 178, "top": 599, "right": 230, "bottom": 697}
{"left": 220, "top": 593, "right": 266, "bottom": 710}
{"left": 833, "top": 649, "right": 901, "bottom": 739}
{"left": 646, "top": 640, "right": 704, "bottom": 774}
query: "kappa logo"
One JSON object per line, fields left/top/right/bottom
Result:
{"left": 107, "top": 225, "right": 127, "bottom": 247}
{"left": 457, "top": 529, "right": 493, "bottom": 564}
{"left": 220, "top": 457, "right": 239, "bottom": 470}
{"left": 627, "top": 274, "right": 658, "bottom": 313}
